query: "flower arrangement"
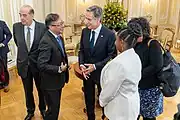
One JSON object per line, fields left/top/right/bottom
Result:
{"left": 102, "top": 2, "right": 128, "bottom": 31}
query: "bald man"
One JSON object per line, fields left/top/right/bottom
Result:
{"left": 13, "top": 5, "right": 46, "bottom": 120}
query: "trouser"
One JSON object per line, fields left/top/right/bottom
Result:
{"left": 44, "top": 89, "right": 62, "bottom": 120}
{"left": 21, "top": 66, "right": 46, "bottom": 114}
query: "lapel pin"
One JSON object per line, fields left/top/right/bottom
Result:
{"left": 101, "top": 35, "right": 103, "bottom": 38}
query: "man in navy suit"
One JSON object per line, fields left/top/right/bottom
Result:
{"left": 0, "top": 20, "right": 12, "bottom": 91}
{"left": 78, "top": 5, "right": 116, "bottom": 120}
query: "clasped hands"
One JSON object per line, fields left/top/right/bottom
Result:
{"left": 80, "top": 64, "right": 95, "bottom": 80}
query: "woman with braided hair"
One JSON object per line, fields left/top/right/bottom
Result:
{"left": 129, "top": 17, "right": 164, "bottom": 120}
{"left": 99, "top": 22, "right": 143, "bottom": 120}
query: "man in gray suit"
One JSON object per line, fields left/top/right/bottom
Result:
{"left": 13, "top": 5, "right": 46, "bottom": 120}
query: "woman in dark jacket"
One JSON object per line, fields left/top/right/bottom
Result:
{"left": 0, "top": 60, "right": 10, "bottom": 92}
{"left": 0, "top": 56, "right": 9, "bottom": 91}
{"left": 129, "top": 17, "right": 163, "bottom": 120}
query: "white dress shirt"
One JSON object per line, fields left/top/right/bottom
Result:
{"left": 90, "top": 24, "right": 102, "bottom": 46}
{"left": 99, "top": 48, "right": 142, "bottom": 120}
{"left": 24, "top": 20, "right": 35, "bottom": 49}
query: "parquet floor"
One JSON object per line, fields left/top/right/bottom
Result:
{"left": 0, "top": 48, "right": 180, "bottom": 120}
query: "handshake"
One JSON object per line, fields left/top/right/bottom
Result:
{"left": 80, "top": 64, "right": 95, "bottom": 80}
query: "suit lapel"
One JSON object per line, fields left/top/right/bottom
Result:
{"left": 30, "top": 22, "right": 39, "bottom": 51}
{"left": 20, "top": 24, "right": 28, "bottom": 52}
{"left": 85, "top": 29, "right": 91, "bottom": 49}
{"left": 48, "top": 31, "right": 65, "bottom": 57}
{"left": 92, "top": 26, "right": 104, "bottom": 54}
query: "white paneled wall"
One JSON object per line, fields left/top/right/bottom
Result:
{"left": 0, "top": 0, "right": 180, "bottom": 65}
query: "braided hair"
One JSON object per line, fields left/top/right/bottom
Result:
{"left": 117, "top": 22, "right": 143, "bottom": 49}
{"left": 128, "top": 17, "right": 150, "bottom": 39}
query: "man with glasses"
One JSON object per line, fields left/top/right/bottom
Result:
{"left": 38, "top": 13, "right": 69, "bottom": 120}
{"left": 13, "top": 5, "right": 46, "bottom": 120}
{"left": 78, "top": 5, "right": 116, "bottom": 120}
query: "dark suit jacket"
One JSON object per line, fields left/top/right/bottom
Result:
{"left": 38, "top": 31, "right": 69, "bottom": 90}
{"left": 13, "top": 21, "right": 46, "bottom": 78}
{"left": 0, "top": 20, "right": 12, "bottom": 57}
{"left": 78, "top": 26, "right": 116, "bottom": 84}
{"left": 134, "top": 38, "right": 163, "bottom": 89}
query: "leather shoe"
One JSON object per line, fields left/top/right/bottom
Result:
{"left": 24, "top": 113, "right": 34, "bottom": 120}
{"left": 41, "top": 110, "right": 46, "bottom": 119}
{"left": 102, "top": 115, "right": 109, "bottom": 120}
{"left": 4, "top": 86, "right": 10, "bottom": 93}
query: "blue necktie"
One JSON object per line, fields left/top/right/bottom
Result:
{"left": 90, "top": 31, "right": 95, "bottom": 49}
{"left": 56, "top": 36, "right": 65, "bottom": 57}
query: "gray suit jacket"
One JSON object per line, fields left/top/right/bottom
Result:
{"left": 13, "top": 20, "right": 46, "bottom": 78}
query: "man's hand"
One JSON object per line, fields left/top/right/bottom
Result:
{"left": 84, "top": 64, "right": 95, "bottom": 75}
{"left": 0, "top": 43, "right": 5, "bottom": 48}
{"left": 80, "top": 64, "right": 89, "bottom": 80}
{"left": 80, "top": 64, "right": 86, "bottom": 72}
{"left": 60, "top": 62, "right": 67, "bottom": 72}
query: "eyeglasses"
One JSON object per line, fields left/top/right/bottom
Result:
{"left": 51, "top": 21, "right": 64, "bottom": 27}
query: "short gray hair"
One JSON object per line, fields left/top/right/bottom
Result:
{"left": 21, "top": 5, "right": 34, "bottom": 15}
{"left": 86, "top": 5, "right": 102, "bottom": 19}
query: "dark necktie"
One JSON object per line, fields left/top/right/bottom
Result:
{"left": 90, "top": 31, "right": 95, "bottom": 49}
{"left": 26, "top": 27, "right": 31, "bottom": 51}
{"left": 57, "top": 36, "right": 65, "bottom": 57}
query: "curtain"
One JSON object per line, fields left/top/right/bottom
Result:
{"left": 33, "top": 0, "right": 66, "bottom": 22}
{"left": 0, "top": 0, "right": 66, "bottom": 63}
{"left": 0, "top": 0, "right": 29, "bottom": 62}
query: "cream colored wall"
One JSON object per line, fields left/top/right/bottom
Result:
{"left": 0, "top": 0, "right": 179, "bottom": 62}
{"left": 66, "top": 0, "right": 106, "bottom": 23}
{"left": 33, "top": 0, "right": 66, "bottom": 23}
{"left": 169, "top": 0, "right": 180, "bottom": 26}
{"left": 126, "top": 0, "right": 180, "bottom": 44}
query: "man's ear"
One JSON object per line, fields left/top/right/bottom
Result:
{"left": 31, "top": 13, "right": 34, "bottom": 18}
{"left": 137, "top": 36, "right": 143, "bottom": 43}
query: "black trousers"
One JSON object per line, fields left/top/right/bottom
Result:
{"left": 83, "top": 78, "right": 103, "bottom": 120}
{"left": 44, "top": 89, "right": 62, "bottom": 120}
{"left": 21, "top": 66, "right": 46, "bottom": 114}
{"left": 1, "top": 55, "right": 9, "bottom": 86}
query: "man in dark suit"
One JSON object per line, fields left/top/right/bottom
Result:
{"left": 78, "top": 5, "right": 116, "bottom": 120}
{"left": 38, "top": 13, "right": 69, "bottom": 120}
{"left": 0, "top": 20, "right": 12, "bottom": 92}
{"left": 13, "top": 5, "right": 46, "bottom": 120}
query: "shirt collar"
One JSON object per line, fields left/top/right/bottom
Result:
{"left": 92, "top": 24, "right": 102, "bottom": 34}
{"left": 48, "top": 30, "right": 59, "bottom": 39}
{"left": 25, "top": 20, "right": 35, "bottom": 30}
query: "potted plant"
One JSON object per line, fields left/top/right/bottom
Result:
{"left": 102, "top": 2, "right": 128, "bottom": 32}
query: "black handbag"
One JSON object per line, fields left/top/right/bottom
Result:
{"left": 148, "top": 40, "right": 180, "bottom": 97}
{"left": 157, "top": 44, "right": 180, "bottom": 97}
